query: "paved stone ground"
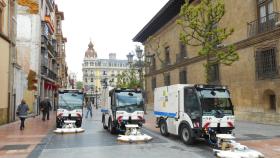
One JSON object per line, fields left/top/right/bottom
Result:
{"left": 0, "top": 109, "right": 279, "bottom": 158}
{"left": 38, "top": 108, "right": 213, "bottom": 158}
{"left": 144, "top": 110, "right": 280, "bottom": 158}
{"left": 0, "top": 112, "right": 56, "bottom": 158}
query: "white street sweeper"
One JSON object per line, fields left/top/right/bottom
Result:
{"left": 54, "top": 89, "right": 85, "bottom": 134}
{"left": 154, "top": 84, "right": 235, "bottom": 145}
{"left": 101, "top": 87, "right": 152, "bottom": 142}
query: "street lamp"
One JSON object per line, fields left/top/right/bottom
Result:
{"left": 135, "top": 45, "right": 143, "bottom": 59}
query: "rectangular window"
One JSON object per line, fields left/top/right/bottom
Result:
{"left": 256, "top": 48, "right": 278, "bottom": 79}
{"left": 179, "top": 70, "right": 187, "bottom": 84}
{"left": 151, "top": 56, "right": 156, "bottom": 70}
{"left": 91, "top": 78, "right": 93, "bottom": 82}
{"left": 164, "top": 73, "right": 170, "bottom": 86}
{"left": 208, "top": 64, "right": 220, "bottom": 83}
{"left": 180, "top": 42, "right": 187, "bottom": 58}
{"left": 152, "top": 77, "right": 156, "bottom": 91}
{"left": 164, "top": 46, "right": 170, "bottom": 64}
{"left": 257, "top": 0, "right": 274, "bottom": 34}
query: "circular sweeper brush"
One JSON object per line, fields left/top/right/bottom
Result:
{"left": 117, "top": 124, "right": 152, "bottom": 143}
{"left": 53, "top": 120, "right": 85, "bottom": 134}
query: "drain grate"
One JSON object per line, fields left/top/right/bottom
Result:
{"left": 0, "top": 144, "right": 30, "bottom": 150}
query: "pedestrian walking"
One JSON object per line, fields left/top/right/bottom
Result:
{"left": 40, "top": 97, "right": 52, "bottom": 121}
{"left": 85, "top": 98, "right": 92, "bottom": 118}
{"left": 16, "top": 99, "right": 29, "bottom": 130}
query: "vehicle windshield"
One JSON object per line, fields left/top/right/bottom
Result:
{"left": 115, "top": 91, "right": 144, "bottom": 111}
{"left": 58, "top": 92, "right": 84, "bottom": 111}
{"left": 198, "top": 89, "right": 233, "bottom": 116}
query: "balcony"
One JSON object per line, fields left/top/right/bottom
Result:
{"left": 48, "top": 70, "right": 57, "bottom": 81}
{"left": 41, "top": 58, "right": 48, "bottom": 68}
{"left": 41, "top": 66, "right": 48, "bottom": 75}
{"left": 247, "top": 12, "right": 280, "bottom": 37}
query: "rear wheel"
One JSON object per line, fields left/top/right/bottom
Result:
{"left": 180, "top": 124, "right": 194, "bottom": 145}
{"left": 159, "top": 120, "right": 169, "bottom": 136}
{"left": 108, "top": 118, "right": 116, "bottom": 134}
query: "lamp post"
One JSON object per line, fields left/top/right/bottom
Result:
{"left": 126, "top": 45, "right": 153, "bottom": 89}
{"left": 95, "top": 86, "right": 98, "bottom": 109}
{"left": 135, "top": 46, "right": 144, "bottom": 88}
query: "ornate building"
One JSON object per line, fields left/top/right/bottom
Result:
{"left": 82, "top": 41, "right": 128, "bottom": 94}
{"left": 134, "top": 0, "right": 280, "bottom": 124}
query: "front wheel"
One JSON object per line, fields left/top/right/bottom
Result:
{"left": 108, "top": 119, "right": 116, "bottom": 134}
{"left": 56, "top": 118, "right": 62, "bottom": 128}
{"left": 180, "top": 124, "right": 194, "bottom": 145}
{"left": 76, "top": 120, "right": 82, "bottom": 128}
{"left": 159, "top": 120, "right": 169, "bottom": 136}
{"left": 102, "top": 115, "right": 107, "bottom": 129}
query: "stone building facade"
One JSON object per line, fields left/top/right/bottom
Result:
{"left": 55, "top": 5, "right": 68, "bottom": 89}
{"left": 82, "top": 41, "right": 128, "bottom": 94}
{"left": 0, "top": 0, "right": 15, "bottom": 124}
{"left": 133, "top": 0, "right": 280, "bottom": 124}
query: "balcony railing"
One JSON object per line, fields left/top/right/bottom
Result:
{"left": 48, "top": 70, "right": 57, "bottom": 81}
{"left": 247, "top": 12, "right": 280, "bottom": 37}
{"left": 41, "top": 58, "right": 48, "bottom": 67}
{"left": 41, "top": 66, "right": 48, "bottom": 75}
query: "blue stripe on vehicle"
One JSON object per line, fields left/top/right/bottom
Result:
{"left": 101, "top": 109, "right": 108, "bottom": 113}
{"left": 154, "top": 111, "right": 176, "bottom": 117}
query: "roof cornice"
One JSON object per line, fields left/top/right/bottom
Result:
{"left": 132, "top": 0, "right": 185, "bottom": 43}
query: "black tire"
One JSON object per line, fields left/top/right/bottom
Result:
{"left": 159, "top": 119, "right": 169, "bottom": 136}
{"left": 56, "top": 118, "right": 62, "bottom": 128}
{"left": 102, "top": 115, "right": 107, "bottom": 129}
{"left": 108, "top": 118, "right": 116, "bottom": 134}
{"left": 180, "top": 124, "right": 194, "bottom": 145}
{"left": 76, "top": 120, "right": 82, "bottom": 128}
{"left": 56, "top": 122, "right": 62, "bottom": 128}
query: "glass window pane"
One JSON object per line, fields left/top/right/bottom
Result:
{"left": 260, "top": 5, "right": 266, "bottom": 23}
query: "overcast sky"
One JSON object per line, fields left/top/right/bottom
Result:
{"left": 55, "top": 0, "right": 169, "bottom": 80}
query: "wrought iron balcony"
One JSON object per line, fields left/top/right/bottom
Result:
{"left": 41, "top": 58, "right": 48, "bottom": 68}
{"left": 41, "top": 66, "right": 48, "bottom": 75}
{"left": 247, "top": 12, "right": 280, "bottom": 37}
{"left": 48, "top": 70, "right": 57, "bottom": 81}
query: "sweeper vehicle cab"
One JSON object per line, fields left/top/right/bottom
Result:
{"left": 154, "top": 84, "right": 235, "bottom": 145}
{"left": 54, "top": 89, "right": 85, "bottom": 134}
{"left": 101, "top": 87, "right": 146, "bottom": 134}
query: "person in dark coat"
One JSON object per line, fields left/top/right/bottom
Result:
{"left": 16, "top": 99, "right": 29, "bottom": 130}
{"left": 40, "top": 97, "right": 52, "bottom": 121}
